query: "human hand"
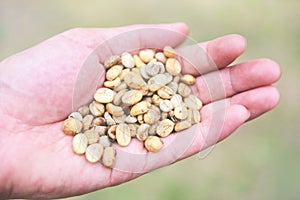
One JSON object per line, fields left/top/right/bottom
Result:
{"left": 0, "top": 23, "right": 281, "bottom": 199}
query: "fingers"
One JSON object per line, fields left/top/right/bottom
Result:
{"left": 191, "top": 58, "right": 281, "bottom": 104}
{"left": 230, "top": 86, "right": 280, "bottom": 120}
{"left": 177, "top": 34, "right": 247, "bottom": 75}
{"left": 62, "top": 23, "right": 189, "bottom": 62}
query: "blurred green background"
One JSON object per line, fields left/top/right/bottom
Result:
{"left": 1, "top": 0, "right": 299, "bottom": 199}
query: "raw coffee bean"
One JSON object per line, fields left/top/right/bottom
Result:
{"left": 93, "top": 126, "right": 107, "bottom": 136}
{"left": 137, "top": 114, "right": 144, "bottom": 124}
{"left": 136, "top": 124, "right": 150, "bottom": 141}
{"left": 180, "top": 74, "right": 196, "bottom": 85}
{"left": 106, "top": 65, "right": 123, "bottom": 81}
{"left": 173, "top": 75, "right": 180, "bottom": 83}
{"left": 163, "top": 46, "right": 176, "bottom": 58}
{"left": 121, "top": 52, "right": 135, "bottom": 68}
{"left": 165, "top": 58, "right": 181, "bottom": 76}
{"left": 148, "top": 123, "right": 158, "bottom": 136}
{"left": 107, "top": 125, "right": 117, "bottom": 140}
{"left": 170, "top": 94, "right": 183, "bottom": 107}
{"left": 130, "top": 101, "right": 151, "bottom": 116}
{"left": 104, "top": 77, "right": 121, "bottom": 89}
{"left": 62, "top": 117, "right": 83, "bottom": 135}
{"left": 139, "top": 49, "right": 155, "bottom": 63}
{"left": 157, "top": 86, "right": 175, "bottom": 99}
{"left": 125, "top": 115, "right": 138, "bottom": 124}
{"left": 133, "top": 55, "right": 146, "bottom": 67}
{"left": 99, "top": 135, "right": 111, "bottom": 147}
{"left": 178, "top": 83, "right": 191, "bottom": 97}
{"left": 114, "top": 82, "right": 128, "bottom": 92}
{"left": 113, "top": 89, "right": 128, "bottom": 105}
{"left": 94, "top": 88, "right": 115, "bottom": 103}
{"left": 156, "top": 119, "right": 175, "bottom": 137}
{"left": 174, "top": 105, "right": 188, "bottom": 120}
{"left": 127, "top": 124, "right": 137, "bottom": 137}
{"left": 145, "top": 61, "right": 160, "bottom": 76}
{"left": 155, "top": 52, "right": 167, "bottom": 64}
{"left": 85, "top": 143, "right": 104, "bottom": 163}
{"left": 84, "top": 129, "right": 100, "bottom": 144}
{"left": 140, "top": 64, "right": 150, "bottom": 79}
{"left": 119, "top": 68, "right": 131, "bottom": 80}
{"left": 77, "top": 106, "right": 90, "bottom": 117}
{"left": 161, "top": 112, "right": 168, "bottom": 120}
{"left": 190, "top": 109, "right": 201, "bottom": 124}
{"left": 69, "top": 112, "right": 83, "bottom": 121}
{"left": 124, "top": 71, "right": 147, "bottom": 90}
{"left": 82, "top": 114, "right": 94, "bottom": 131}
{"left": 174, "top": 120, "right": 192, "bottom": 132}
{"left": 92, "top": 117, "right": 106, "bottom": 126}
{"left": 72, "top": 133, "right": 88, "bottom": 154}
{"left": 89, "top": 101, "right": 105, "bottom": 117}
{"left": 113, "top": 114, "right": 126, "bottom": 124}
{"left": 144, "top": 105, "right": 161, "bottom": 124}
{"left": 104, "top": 112, "right": 116, "bottom": 126}
{"left": 106, "top": 103, "right": 124, "bottom": 117}
{"left": 159, "top": 100, "right": 174, "bottom": 112}
{"left": 144, "top": 136, "right": 163, "bottom": 152}
{"left": 152, "top": 94, "right": 163, "bottom": 106}
{"left": 102, "top": 147, "right": 116, "bottom": 168}
{"left": 121, "top": 90, "right": 143, "bottom": 106}
{"left": 167, "top": 82, "right": 178, "bottom": 93}
{"left": 116, "top": 123, "right": 132, "bottom": 146}
{"left": 184, "top": 95, "right": 203, "bottom": 110}
{"left": 148, "top": 74, "right": 169, "bottom": 91}
{"left": 104, "top": 55, "right": 121, "bottom": 69}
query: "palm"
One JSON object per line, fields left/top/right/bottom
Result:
{"left": 0, "top": 23, "right": 280, "bottom": 199}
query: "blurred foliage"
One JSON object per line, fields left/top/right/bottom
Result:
{"left": 0, "top": 0, "right": 299, "bottom": 199}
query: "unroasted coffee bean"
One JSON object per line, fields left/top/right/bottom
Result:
{"left": 156, "top": 119, "right": 175, "bottom": 137}
{"left": 178, "top": 82, "right": 191, "bottom": 97}
{"left": 174, "top": 120, "right": 192, "bottom": 132}
{"left": 170, "top": 94, "right": 183, "bottom": 107}
{"left": 104, "top": 55, "right": 121, "bottom": 69}
{"left": 159, "top": 100, "right": 174, "bottom": 112}
{"left": 89, "top": 101, "right": 105, "bottom": 117}
{"left": 78, "top": 106, "right": 90, "bottom": 117}
{"left": 166, "top": 58, "right": 181, "bottom": 76}
{"left": 174, "top": 105, "right": 188, "bottom": 120}
{"left": 139, "top": 49, "right": 155, "bottom": 63}
{"left": 84, "top": 129, "right": 99, "bottom": 144}
{"left": 107, "top": 125, "right": 117, "bottom": 140}
{"left": 62, "top": 117, "right": 82, "bottom": 135}
{"left": 116, "top": 123, "right": 131, "bottom": 146}
{"left": 155, "top": 52, "right": 167, "bottom": 63}
{"left": 92, "top": 117, "right": 106, "bottom": 126}
{"left": 136, "top": 124, "right": 150, "bottom": 141}
{"left": 157, "top": 86, "right": 174, "bottom": 99}
{"left": 144, "top": 105, "right": 160, "bottom": 124}
{"left": 72, "top": 133, "right": 88, "bottom": 154}
{"left": 85, "top": 143, "right": 104, "bottom": 163}
{"left": 163, "top": 46, "right": 176, "bottom": 58}
{"left": 93, "top": 126, "right": 107, "bottom": 136}
{"left": 104, "top": 77, "right": 121, "bottom": 89}
{"left": 130, "top": 101, "right": 151, "bottom": 116}
{"left": 69, "top": 112, "right": 83, "bottom": 121}
{"left": 106, "top": 103, "right": 124, "bottom": 117}
{"left": 121, "top": 52, "right": 135, "bottom": 68}
{"left": 94, "top": 88, "right": 115, "bottom": 103}
{"left": 133, "top": 55, "right": 145, "bottom": 67}
{"left": 106, "top": 65, "right": 123, "bottom": 81}
{"left": 99, "top": 135, "right": 111, "bottom": 147}
{"left": 184, "top": 94, "right": 203, "bottom": 110}
{"left": 180, "top": 74, "right": 196, "bottom": 85}
{"left": 82, "top": 114, "right": 94, "bottom": 131}
{"left": 121, "top": 90, "right": 143, "bottom": 106}
{"left": 102, "top": 147, "right": 116, "bottom": 168}
{"left": 144, "top": 136, "right": 163, "bottom": 152}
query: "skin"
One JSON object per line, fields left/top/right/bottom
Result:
{"left": 0, "top": 23, "right": 281, "bottom": 199}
